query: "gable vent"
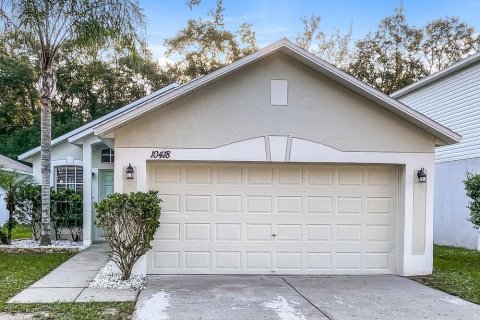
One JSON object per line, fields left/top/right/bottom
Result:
{"left": 271, "top": 79, "right": 288, "bottom": 106}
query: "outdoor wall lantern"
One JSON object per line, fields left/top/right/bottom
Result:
{"left": 126, "top": 164, "right": 134, "bottom": 180}
{"left": 417, "top": 167, "right": 427, "bottom": 183}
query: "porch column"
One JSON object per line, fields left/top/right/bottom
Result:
{"left": 82, "top": 141, "right": 93, "bottom": 245}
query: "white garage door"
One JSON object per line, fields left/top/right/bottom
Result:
{"left": 147, "top": 162, "right": 398, "bottom": 274}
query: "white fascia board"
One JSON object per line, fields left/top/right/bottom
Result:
{"left": 94, "top": 38, "right": 461, "bottom": 145}
{"left": 18, "top": 83, "right": 179, "bottom": 160}
{"left": 391, "top": 51, "right": 480, "bottom": 99}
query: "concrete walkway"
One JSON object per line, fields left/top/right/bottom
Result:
{"left": 8, "top": 243, "right": 138, "bottom": 303}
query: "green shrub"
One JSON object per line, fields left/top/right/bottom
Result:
{"left": 51, "top": 188, "right": 83, "bottom": 241}
{"left": 16, "top": 184, "right": 41, "bottom": 240}
{"left": 464, "top": 172, "right": 480, "bottom": 229}
{"left": 94, "top": 191, "right": 161, "bottom": 280}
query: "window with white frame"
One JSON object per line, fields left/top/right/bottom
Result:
{"left": 101, "top": 148, "right": 115, "bottom": 163}
{"left": 55, "top": 166, "right": 83, "bottom": 192}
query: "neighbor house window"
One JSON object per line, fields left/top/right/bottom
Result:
{"left": 101, "top": 148, "right": 115, "bottom": 163}
{"left": 56, "top": 166, "right": 83, "bottom": 193}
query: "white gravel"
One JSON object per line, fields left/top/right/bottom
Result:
{"left": 88, "top": 261, "right": 145, "bottom": 290}
{"left": 0, "top": 239, "right": 89, "bottom": 250}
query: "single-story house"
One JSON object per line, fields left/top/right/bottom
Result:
{"left": 19, "top": 39, "right": 461, "bottom": 276}
{"left": 0, "top": 154, "right": 33, "bottom": 226}
{"left": 392, "top": 52, "right": 480, "bottom": 250}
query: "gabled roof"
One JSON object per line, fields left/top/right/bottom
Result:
{"left": 20, "top": 38, "right": 461, "bottom": 162}
{"left": 18, "top": 83, "right": 179, "bottom": 160}
{"left": 0, "top": 154, "right": 32, "bottom": 174}
{"left": 391, "top": 51, "right": 480, "bottom": 99}
{"left": 93, "top": 38, "right": 461, "bottom": 145}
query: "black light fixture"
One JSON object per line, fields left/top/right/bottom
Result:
{"left": 126, "top": 164, "right": 134, "bottom": 179}
{"left": 417, "top": 167, "right": 427, "bottom": 183}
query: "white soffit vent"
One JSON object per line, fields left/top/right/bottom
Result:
{"left": 271, "top": 79, "right": 288, "bottom": 106}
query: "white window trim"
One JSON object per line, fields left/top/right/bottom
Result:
{"left": 54, "top": 165, "right": 84, "bottom": 192}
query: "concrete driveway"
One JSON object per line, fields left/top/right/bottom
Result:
{"left": 133, "top": 275, "right": 480, "bottom": 320}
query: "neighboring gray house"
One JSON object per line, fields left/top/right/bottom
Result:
{"left": 0, "top": 154, "right": 33, "bottom": 226}
{"left": 392, "top": 52, "right": 480, "bottom": 250}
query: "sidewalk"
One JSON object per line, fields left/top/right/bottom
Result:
{"left": 8, "top": 243, "right": 138, "bottom": 303}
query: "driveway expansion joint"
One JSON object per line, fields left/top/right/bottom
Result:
{"left": 281, "top": 276, "right": 334, "bottom": 320}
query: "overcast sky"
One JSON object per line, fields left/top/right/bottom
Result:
{"left": 141, "top": 0, "right": 480, "bottom": 61}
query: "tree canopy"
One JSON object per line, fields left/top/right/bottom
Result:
{"left": 0, "top": 2, "right": 478, "bottom": 161}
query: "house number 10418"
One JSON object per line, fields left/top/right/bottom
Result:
{"left": 150, "top": 150, "right": 171, "bottom": 159}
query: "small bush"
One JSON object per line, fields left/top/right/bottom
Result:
{"left": 51, "top": 189, "right": 83, "bottom": 241}
{"left": 464, "top": 172, "right": 480, "bottom": 229}
{"left": 16, "top": 184, "right": 42, "bottom": 240}
{"left": 94, "top": 191, "right": 161, "bottom": 280}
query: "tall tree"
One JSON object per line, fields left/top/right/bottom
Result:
{"left": 422, "top": 17, "right": 480, "bottom": 73}
{"left": 163, "top": 0, "right": 257, "bottom": 82}
{"left": 348, "top": 7, "right": 426, "bottom": 94}
{"left": 296, "top": 14, "right": 352, "bottom": 69}
{"left": 0, "top": 0, "right": 145, "bottom": 245}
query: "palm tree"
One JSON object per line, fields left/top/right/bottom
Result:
{"left": 0, "top": 0, "right": 146, "bottom": 245}
{"left": 0, "top": 169, "right": 34, "bottom": 244}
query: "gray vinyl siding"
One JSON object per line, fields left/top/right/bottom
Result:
{"left": 398, "top": 63, "right": 480, "bottom": 163}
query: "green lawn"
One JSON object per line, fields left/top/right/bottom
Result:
{"left": 0, "top": 252, "right": 135, "bottom": 319}
{"left": 1, "top": 224, "right": 32, "bottom": 239}
{"left": 413, "top": 245, "right": 480, "bottom": 304}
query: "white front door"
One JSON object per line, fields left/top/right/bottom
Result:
{"left": 147, "top": 162, "right": 398, "bottom": 275}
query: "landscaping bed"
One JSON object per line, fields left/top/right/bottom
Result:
{"left": 411, "top": 245, "right": 480, "bottom": 305}
{"left": 0, "top": 240, "right": 88, "bottom": 253}
{"left": 0, "top": 252, "right": 135, "bottom": 319}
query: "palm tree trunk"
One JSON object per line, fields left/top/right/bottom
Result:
{"left": 6, "top": 192, "right": 14, "bottom": 245}
{"left": 39, "top": 59, "right": 55, "bottom": 246}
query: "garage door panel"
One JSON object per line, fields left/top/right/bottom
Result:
{"left": 186, "top": 167, "right": 212, "bottom": 184}
{"left": 336, "top": 197, "right": 362, "bottom": 215}
{"left": 184, "top": 195, "right": 211, "bottom": 213}
{"left": 185, "top": 251, "right": 211, "bottom": 270}
{"left": 306, "top": 252, "right": 332, "bottom": 270}
{"left": 306, "top": 196, "right": 333, "bottom": 214}
{"left": 215, "top": 224, "right": 242, "bottom": 241}
{"left": 306, "top": 224, "right": 332, "bottom": 241}
{"left": 155, "top": 223, "right": 180, "bottom": 240}
{"left": 366, "top": 197, "right": 393, "bottom": 214}
{"left": 159, "top": 194, "right": 181, "bottom": 213}
{"left": 336, "top": 252, "right": 362, "bottom": 270}
{"left": 216, "top": 195, "right": 242, "bottom": 213}
{"left": 276, "top": 252, "right": 302, "bottom": 270}
{"left": 335, "top": 224, "right": 362, "bottom": 241}
{"left": 214, "top": 251, "right": 242, "bottom": 270}
{"left": 246, "top": 196, "right": 272, "bottom": 213}
{"left": 246, "top": 224, "right": 273, "bottom": 241}
{"left": 246, "top": 251, "right": 272, "bottom": 270}
{"left": 184, "top": 223, "right": 211, "bottom": 241}
{"left": 307, "top": 168, "right": 333, "bottom": 186}
{"left": 276, "top": 224, "right": 302, "bottom": 241}
{"left": 276, "top": 196, "right": 302, "bottom": 214}
{"left": 148, "top": 162, "right": 397, "bottom": 275}
{"left": 338, "top": 169, "right": 363, "bottom": 186}
{"left": 277, "top": 168, "right": 303, "bottom": 185}
{"left": 364, "top": 252, "right": 393, "bottom": 270}
{"left": 246, "top": 168, "right": 273, "bottom": 185}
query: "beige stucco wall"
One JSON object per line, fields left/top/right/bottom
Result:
{"left": 114, "top": 52, "right": 435, "bottom": 152}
